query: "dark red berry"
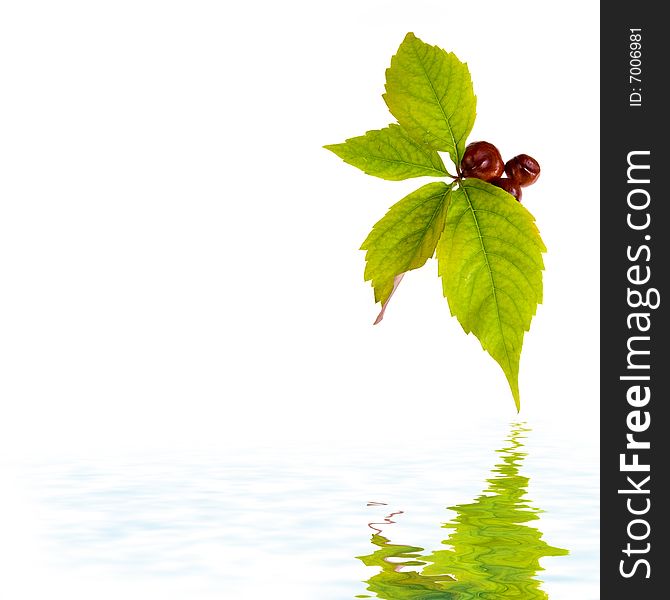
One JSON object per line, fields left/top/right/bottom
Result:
{"left": 460, "top": 141, "right": 504, "bottom": 181}
{"left": 504, "top": 154, "right": 541, "bottom": 187}
{"left": 490, "top": 176, "right": 522, "bottom": 202}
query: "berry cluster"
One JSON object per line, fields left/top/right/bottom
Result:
{"left": 459, "top": 141, "right": 540, "bottom": 202}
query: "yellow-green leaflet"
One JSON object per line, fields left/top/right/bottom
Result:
{"left": 324, "top": 124, "right": 448, "bottom": 181}
{"left": 361, "top": 182, "right": 452, "bottom": 305}
{"left": 384, "top": 32, "right": 477, "bottom": 167}
{"left": 437, "top": 179, "right": 546, "bottom": 409}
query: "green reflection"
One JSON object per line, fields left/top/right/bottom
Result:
{"left": 357, "top": 424, "right": 568, "bottom": 599}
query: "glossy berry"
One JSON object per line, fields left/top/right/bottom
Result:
{"left": 490, "top": 176, "right": 522, "bottom": 202}
{"left": 460, "top": 141, "right": 504, "bottom": 181}
{"left": 504, "top": 154, "right": 541, "bottom": 187}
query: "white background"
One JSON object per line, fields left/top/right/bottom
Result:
{"left": 1, "top": 0, "right": 599, "bottom": 459}
{"left": 1, "top": 1, "right": 599, "bottom": 597}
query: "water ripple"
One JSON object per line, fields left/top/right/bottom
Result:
{"left": 13, "top": 421, "right": 597, "bottom": 599}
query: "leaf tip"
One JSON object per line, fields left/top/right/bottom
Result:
{"left": 510, "top": 383, "right": 521, "bottom": 412}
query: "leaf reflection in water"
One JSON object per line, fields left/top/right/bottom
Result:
{"left": 357, "top": 424, "right": 568, "bottom": 599}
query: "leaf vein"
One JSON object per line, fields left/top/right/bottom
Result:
{"left": 461, "top": 185, "right": 514, "bottom": 375}
{"left": 410, "top": 39, "right": 459, "bottom": 159}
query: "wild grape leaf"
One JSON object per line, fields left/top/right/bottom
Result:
{"left": 383, "top": 32, "right": 477, "bottom": 167}
{"left": 324, "top": 124, "right": 448, "bottom": 180}
{"left": 436, "top": 178, "right": 546, "bottom": 409}
{"left": 361, "top": 181, "right": 452, "bottom": 311}
{"left": 324, "top": 32, "right": 546, "bottom": 408}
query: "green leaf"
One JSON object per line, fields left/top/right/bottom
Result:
{"left": 361, "top": 181, "right": 453, "bottom": 309}
{"left": 436, "top": 178, "right": 546, "bottom": 409}
{"left": 324, "top": 124, "right": 449, "bottom": 181}
{"left": 384, "top": 32, "right": 477, "bottom": 167}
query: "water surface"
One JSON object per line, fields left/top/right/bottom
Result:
{"left": 7, "top": 420, "right": 598, "bottom": 599}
